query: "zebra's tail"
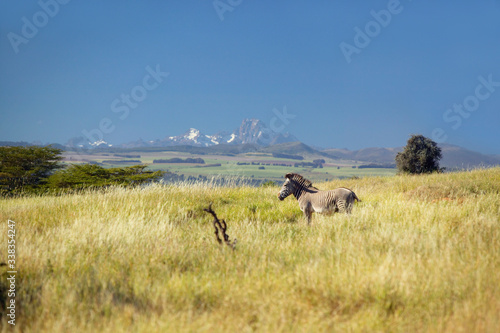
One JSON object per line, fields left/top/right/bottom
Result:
{"left": 352, "top": 192, "right": 361, "bottom": 202}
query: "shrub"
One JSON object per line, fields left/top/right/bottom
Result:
{"left": 396, "top": 134, "right": 443, "bottom": 174}
{"left": 260, "top": 180, "right": 277, "bottom": 187}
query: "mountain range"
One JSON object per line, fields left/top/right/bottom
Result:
{"left": 7, "top": 118, "right": 499, "bottom": 170}
{"left": 66, "top": 119, "right": 297, "bottom": 149}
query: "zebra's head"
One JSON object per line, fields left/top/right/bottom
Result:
{"left": 278, "top": 174, "right": 295, "bottom": 201}
{"left": 278, "top": 173, "right": 315, "bottom": 201}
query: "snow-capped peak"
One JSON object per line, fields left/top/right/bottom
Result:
{"left": 187, "top": 128, "right": 200, "bottom": 140}
{"left": 227, "top": 133, "right": 237, "bottom": 143}
{"left": 90, "top": 140, "right": 111, "bottom": 147}
{"left": 93, "top": 118, "right": 298, "bottom": 149}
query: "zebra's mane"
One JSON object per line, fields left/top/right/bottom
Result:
{"left": 285, "top": 173, "right": 315, "bottom": 189}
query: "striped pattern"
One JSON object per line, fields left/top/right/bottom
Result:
{"left": 278, "top": 173, "right": 360, "bottom": 224}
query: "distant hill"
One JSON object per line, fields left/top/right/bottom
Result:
{"left": 261, "top": 142, "right": 331, "bottom": 158}
{"left": 6, "top": 118, "right": 500, "bottom": 171}
{"left": 89, "top": 141, "right": 330, "bottom": 161}
{"left": 323, "top": 147, "right": 400, "bottom": 164}
{"left": 322, "top": 144, "right": 500, "bottom": 169}
{"left": 92, "top": 143, "right": 262, "bottom": 155}
{"left": 439, "top": 144, "right": 500, "bottom": 169}
{"left": 0, "top": 141, "right": 32, "bottom": 147}
{"left": 0, "top": 141, "right": 66, "bottom": 150}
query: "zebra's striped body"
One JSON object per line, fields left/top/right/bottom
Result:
{"left": 278, "top": 173, "right": 360, "bottom": 224}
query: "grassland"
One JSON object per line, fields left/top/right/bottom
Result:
{"left": 63, "top": 150, "right": 396, "bottom": 182}
{"left": 1, "top": 168, "right": 499, "bottom": 332}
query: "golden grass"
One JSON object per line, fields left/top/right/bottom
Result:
{"left": 1, "top": 168, "right": 500, "bottom": 332}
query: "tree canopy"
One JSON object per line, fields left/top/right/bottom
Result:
{"left": 1, "top": 145, "right": 165, "bottom": 196}
{"left": 0, "top": 145, "right": 63, "bottom": 195}
{"left": 46, "top": 164, "right": 165, "bottom": 190}
{"left": 395, "top": 135, "right": 443, "bottom": 174}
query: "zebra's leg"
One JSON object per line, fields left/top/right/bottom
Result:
{"left": 304, "top": 211, "right": 312, "bottom": 225}
{"left": 304, "top": 206, "right": 312, "bottom": 225}
{"left": 342, "top": 199, "right": 351, "bottom": 214}
{"left": 346, "top": 202, "right": 353, "bottom": 214}
{"left": 346, "top": 195, "right": 357, "bottom": 213}
{"left": 337, "top": 200, "right": 346, "bottom": 213}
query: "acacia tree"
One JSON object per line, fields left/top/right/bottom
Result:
{"left": 0, "top": 145, "right": 165, "bottom": 195}
{"left": 46, "top": 164, "right": 165, "bottom": 190}
{"left": 0, "top": 145, "right": 64, "bottom": 195}
{"left": 395, "top": 135, "right": 443, "bottom": 174}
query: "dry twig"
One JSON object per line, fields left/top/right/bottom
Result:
{"left": 203, "top": 204, "right": 236, "bottom": 250}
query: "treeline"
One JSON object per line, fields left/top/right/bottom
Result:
{"left": 237, "top": 161, "right": 292, "bottom": 167}
{"left": 114, "top": 154, "right": 141, "bottom": 158}
{"left": 272, "top": 153, "right": 304, "bottom": 160}
{"left": 194, "top": 163, "right": 222, "bottom": 168}
{"left": 102, "top": 160, "right": 142, "bottom": 164}
{"left": 153, "top": 157, "right": 205, "bottom": 164}
{"left": 294, "top": 162, "right": 323, "bottom": 168}
{"left": 294, "top": 159, "right": 325, "bottom": 168}
{"left": 237, "top": 162, "right": 262, "bottom": 165}
{"left": 0, "top": 146, "right": 164, "bottom": 196}
{"left": 358, "top": 164, "right": 396, "bottom": 169}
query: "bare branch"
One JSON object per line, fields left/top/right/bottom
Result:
{"left": 203, "top": 204, "right": 236, "bottom": 250}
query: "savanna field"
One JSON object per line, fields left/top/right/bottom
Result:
{"left": 1, "top": 168, "right": 500, "bottom": 332}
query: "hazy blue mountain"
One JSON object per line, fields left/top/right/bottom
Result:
{"left": 322, "top": 144, "right": 500, "bottom": 169}
{"left": 55, "top": 119, "right": 500, "bottom": 170}
{"left": 117, "top": 118, "right": 297, "bottom": 148}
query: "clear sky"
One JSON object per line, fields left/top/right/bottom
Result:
{"left": 1, "top": 1, "right": 499, "bottom": 154}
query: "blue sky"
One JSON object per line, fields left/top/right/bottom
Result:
{"left": 1, "top": 0, "right": 499, "bottom": 154}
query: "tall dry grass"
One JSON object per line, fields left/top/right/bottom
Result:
{"left": 1, "top": 168, "right": 499, "bottom": 332}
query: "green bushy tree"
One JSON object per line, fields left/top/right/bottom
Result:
{"left": 0, "top": 145, "right": 165, "bottom": 195}
{"left": 46, "top": 164, "right": 165, "bottom": 190}
{"left": 396, "top": 135, "right": 443, "bottom": 174}
{"left": 0, "top": 145, "right": 63, "bottom": 195}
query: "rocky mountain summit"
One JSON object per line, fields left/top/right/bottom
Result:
{"left": 117, "top": 118, "right": 297, "bottom": 148}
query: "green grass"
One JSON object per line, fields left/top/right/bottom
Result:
{"left": 149, "top": 162, "right": 396, "bottom": 182}
{"left": 63, "top": 150, "right": 397, "bottom": 181}
{"left": 1, "top": 168, "right": 499, "bottom": 332}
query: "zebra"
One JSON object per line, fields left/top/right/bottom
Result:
{"left": 278, "top": 173, "right": 361, "bottom": 224}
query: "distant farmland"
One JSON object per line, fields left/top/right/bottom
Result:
{"left": 63, "top": 149, "right": 396, "bottom": 183}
